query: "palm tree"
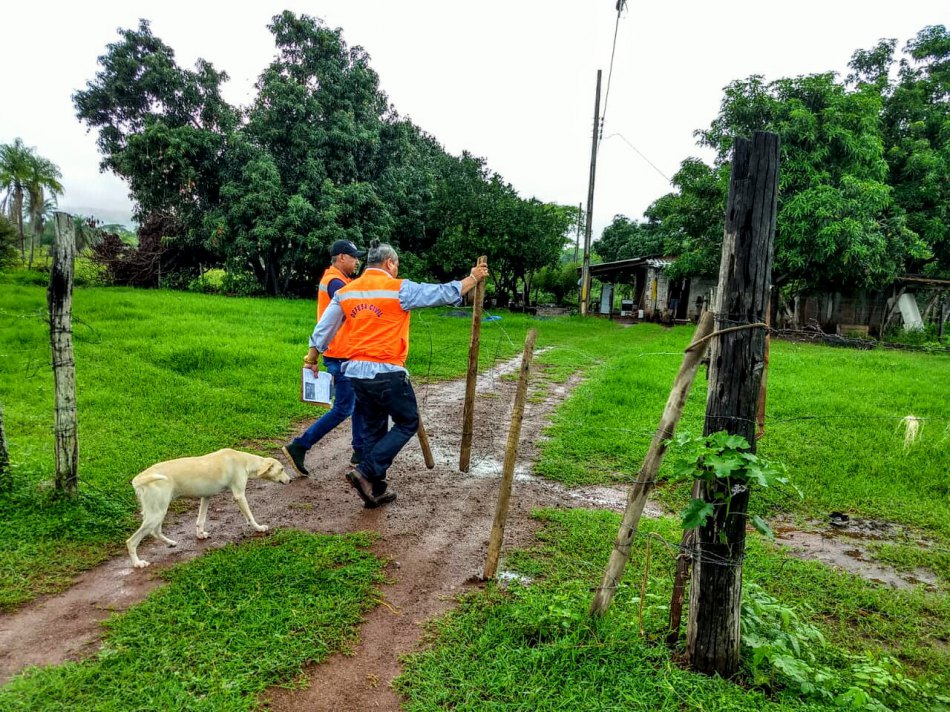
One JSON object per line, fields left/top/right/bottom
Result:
{"left": 0, "top": 139, "right": 64, "bottom": 266}
{"left": 0, "top": 139, "right": 33, "bottom": 262}
{"left": 25, "top": 156, "right": 63, "bottom": 267}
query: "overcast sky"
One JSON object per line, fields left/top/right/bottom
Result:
{"left": 2, "top": 0, "right": 945, "bottom": 238}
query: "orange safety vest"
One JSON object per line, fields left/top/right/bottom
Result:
{"left": 334, "top": 268, "right": 410, "bottom": 367}
{"left": 317, "top": 265, "right": 353, "bottom": 359}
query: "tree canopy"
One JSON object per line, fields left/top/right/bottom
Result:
{"left": 74, "top": 13, "right": 572, "bottom": 298}
{"left": 607, "top": 25, "right": 949, "bottom": 292}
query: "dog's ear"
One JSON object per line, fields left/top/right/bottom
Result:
{"left": 255, "top": 459, "right": 275, "bottom": 477}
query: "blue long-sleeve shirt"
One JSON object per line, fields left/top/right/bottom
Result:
{"left": 310, "top": 268, "right": 463, "bottom": 378}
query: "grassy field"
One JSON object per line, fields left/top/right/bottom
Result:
{"left": 3, "top": 280, "right": 949, "bottom": 709}
{"left": 0, "top": 284, "right": 542, "bottom": 610}
{"left": 0, "top": 530, "right": 384, "bottom": 711}
{"left": 535, "top": 327, "right": 950, "bottom": 555}
{"left": 396, "top": 510, "right": 949, "bottom": 711}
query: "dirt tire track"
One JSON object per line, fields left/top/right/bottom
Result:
{"left": 0, "top": 355, "right": 631, "bottom": 710}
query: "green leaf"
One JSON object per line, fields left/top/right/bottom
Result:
{"left": 681, "top": 498, "right": 715, "bottom": 529}
{"left": 751, "top": 515, "right": 775, "bottom": 540}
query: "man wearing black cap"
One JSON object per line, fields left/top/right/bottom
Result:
{"left": 282, "top": 240, "right": 366, "bottom": 477}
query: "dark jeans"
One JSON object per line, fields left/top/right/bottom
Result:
{"left": 351, "top": 371, "right": 419, "bottom": 486}
{"left": 293, "top": 357, "right": 365, "bottom": 453}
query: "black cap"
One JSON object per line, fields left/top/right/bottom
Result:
{"left": 330, "top": 240, "right": 366, "bottom": 258}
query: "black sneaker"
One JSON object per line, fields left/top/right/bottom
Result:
{"left": 350, "top": 450, "right": 362, "bottom": 466}
{"left": 345, "top": 470, "right": 396, "bottom": 509}
{"left": 281, "top": 443, "right": 309, "bottom": 477}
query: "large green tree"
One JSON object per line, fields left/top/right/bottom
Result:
{"left": 75, "top": 13, "right": 573, "bottom": 296}
{"left": 594, "top": 214, "right": 665, "bottom": 263}
{"left": 849, "top": 26, "right": 950, "bottom": 278}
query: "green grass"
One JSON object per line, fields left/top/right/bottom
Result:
{"left": 534, "top": 326, "right": 950, "bottom": 552}
{"left": 396, "top": 509, "right": 949, "bottom": 711}
{"left": 0, "top": 529, "right": 384, "bottom": 711}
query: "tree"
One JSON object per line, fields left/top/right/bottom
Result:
{"left": 0, "top": 215, "right": 18, "bottom": 268}
{"left": 0, "top": 140, "right": 63, "bottom": 266}
{"left": 74, "top": 18, "right": 238, "bottom": 280}
{"left": 25, "top": 156, "right": 63, "bottom": 267}
{"left": 648, "top": 70, "right": 924, "bottom": 293}
{"left": 867, "top": 26, "right": 950, "bottom": 277}
{"left": 594, "top": 215, "right": 665, "bottom": 262}
{"left": 76, "top": 13, "right": 573, "bottom": 296}
{"left": 0, "top": 138, "right": 33, "bottom": 261}
{"left": 646, "top": 158, "right": 729, "bottom": 280}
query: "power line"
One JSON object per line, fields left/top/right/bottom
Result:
{"left": 601, "top": 132, "right": 672, "bottom": 183}
{"left": 601, "top": 0, "right": 628, "bottom": 132}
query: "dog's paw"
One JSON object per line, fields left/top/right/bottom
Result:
{"left": 196, "top": 531, "right": 210, "bottom": 540}
{"left": 254, "top": 524, "right": 269, "bottom": 533}
{"left": 133, "top": 560, "right": 151, "bottom": 569}
{"left": 166, "top": 540, "right": 178, "bottom": 548}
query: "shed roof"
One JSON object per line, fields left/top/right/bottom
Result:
{"left": 578, "top": 255, "right": 673, "bottom": 278}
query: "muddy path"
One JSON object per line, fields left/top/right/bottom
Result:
{"left": 0, "top": 354, "right": 642, "bottom": 710}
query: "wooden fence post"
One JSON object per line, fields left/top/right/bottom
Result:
{"left": 49, "top": 212, "right": 79, "bottom": 497}
{"left": 483, "top": 328, "right": 538, "bottom": 580}
{"left": 685, "top": 132, "right": 780, "bottom": 677}
{"left": 590, "top": 311, "right": 714, "bottom": 616}
{"left": 416, "top": 412, "right": 435, "bottom": 469}
{"left": 0, "top": 402, "right": 10, "bottom": 493}
{"left": 459, "top": 255, "right": 487, "bottom": 472}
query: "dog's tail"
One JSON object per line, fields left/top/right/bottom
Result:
{"left": 132, "top": 472, "right": 168, "bottom": 489}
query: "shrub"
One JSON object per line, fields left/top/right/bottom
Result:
{"left": 0, "top": 216, "right": 18, "bottom": 269}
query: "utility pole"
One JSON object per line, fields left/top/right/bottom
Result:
{"left": 579, "top": 70, "right": 602, "bottom": 317}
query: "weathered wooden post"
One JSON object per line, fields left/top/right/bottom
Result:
{"left": 459, "top": 255, "right": 488, "bottom": 472}
{"left": 590, "top": 311, "right": 714, "bottom": 616}
{"left": 686, "top": 132, "right": 780, "bottom": 676}
{"left": 49, "top": 212, "right": 79, "bottom": 496}
{"left": 416, "top": 412, "right": 435, "bottom": 469}
{"left": 0, "top": 402, "right": 10, "bottom": 492}
{"left": 483, "top": 328, "right": 537, "bottom": 580}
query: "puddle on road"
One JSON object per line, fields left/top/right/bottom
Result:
{"left": 773, "top": 517, "right": 940, "bottom": 591}
{"left": 496, "top": 571, "right": 534, "bottom": 589}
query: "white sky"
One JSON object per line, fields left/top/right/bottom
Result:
{"left": 2, "top": 1, "right": 946, "bottom": 238}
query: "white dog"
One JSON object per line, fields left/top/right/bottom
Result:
{"left": 126, "top": 448, "right": 291, "bottom": 569}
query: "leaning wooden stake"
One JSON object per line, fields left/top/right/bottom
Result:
{"left": 459, "top": 255, "right": 488, "bottom": 472}
{"left": 590, "top": 311, "right": 715, "bottom": 616}
{"left": 483, "top": 329, "right": 538, "bottom": 580}
{"left": 417, "top": 412, "right": 435, "bottom": 469}
{"left": 49, "top": 212, "right": 79, "bottom": 497}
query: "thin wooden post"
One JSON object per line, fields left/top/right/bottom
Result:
{"left": 49, "top": 212, "right": 79, "bottom": 497}
{"left": 459, "top": 255, "right": 488, "bottom": 472}
{"left": 483, "top": 329, "right": 538, "bottom": 580}
{"left": 0, "top": 401, "right": 10, "bottom": 492}
{"left": 939, "top": 292, "right": 946, "bottom": 343}
{"left": 756, "top": 296, "right": 771, "bottom": 441}
{"left": 590, "top": 311, "right": 714, "bottom": 615}
{"left": 417, "top": 412, "right": 435, "bottom": 469}
{"left": 686, "top": 132, "right": 780, "bottom": 677}
{"left": 579, "top": 70, "right": 602, "bottom": 317}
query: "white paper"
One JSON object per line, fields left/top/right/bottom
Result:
{"left": 301, "top": 368, "right": 334, "bottom": 405}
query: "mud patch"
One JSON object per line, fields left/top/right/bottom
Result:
{"left": 773, "top": 517, "right": 940, "bottom": 590}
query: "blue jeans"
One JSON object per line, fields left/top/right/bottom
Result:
{"left": 293, "top": 357, "right": 364, "bottom": 453}
{"left": 351, "top": 371, "right": 419, "bottom": 485}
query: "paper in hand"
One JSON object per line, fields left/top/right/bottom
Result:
{"left": 301, "top": 368, "right": 334, "bottom": 405}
